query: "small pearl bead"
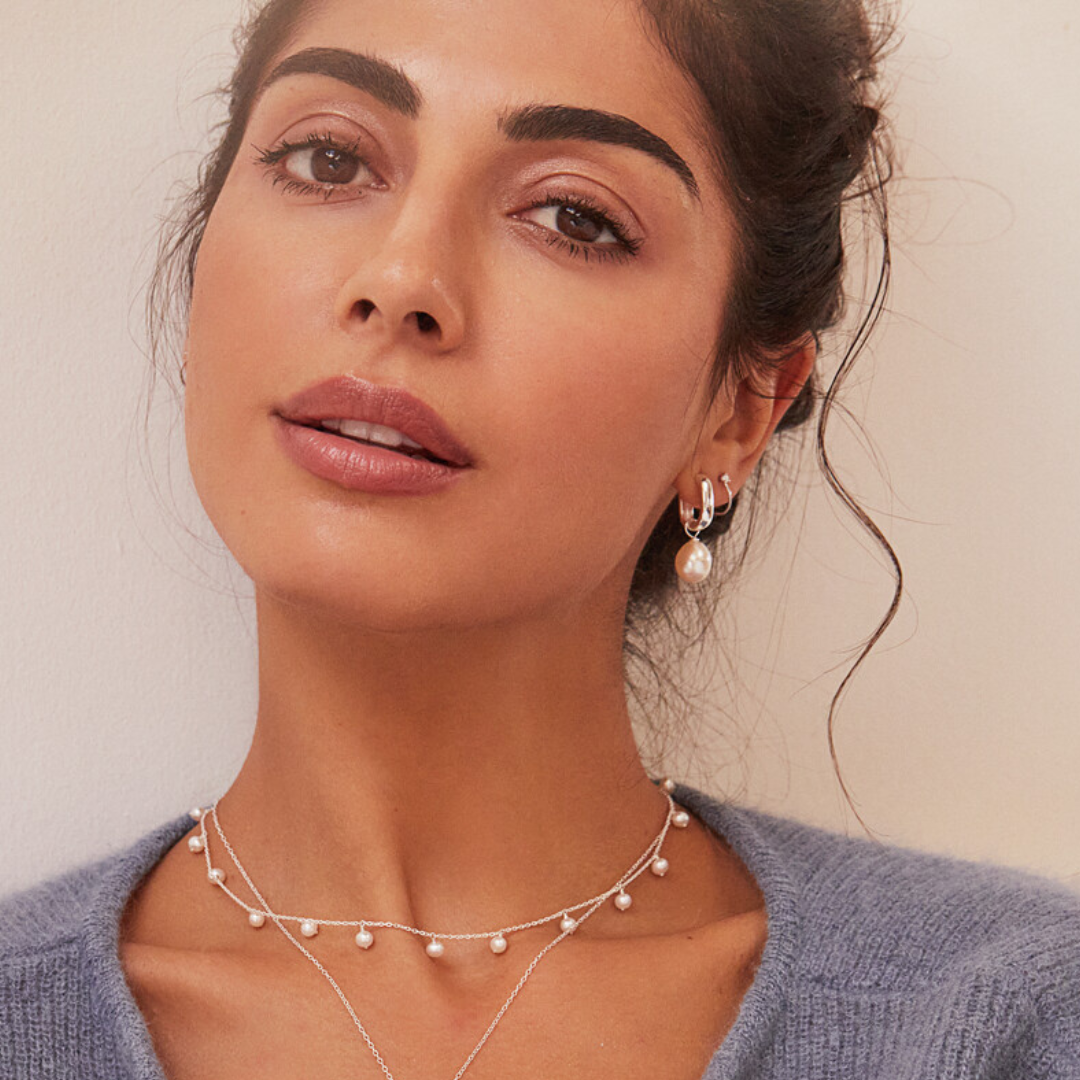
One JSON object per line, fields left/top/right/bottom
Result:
{"left": 651, "top": 856, "right": 670, "bottom": 877}
{"left": 208, "top": 868, "right": 225, "bottom": 884}
{"left": 248, "top": 911, "right": 266, "bottom": 928}
{"left": 187, "top": 835, "right": 205, "bottom": 853}
{"left": 189, "top": 807, "right": 204, "bottom": 822}
{"left": 661, "top": 778, "right": 676, "bottom": 794}
{"left": 489, "top": 935, "right": 508, "bottom": 955}
{"left": 426, "top": 939, "right": 445, "bottom": 959}
{"left": 673, "top": 810, "right": 690, "bottom": 828}
{"left": 300, "top": 919, "right": 319, "bottom": 938}
{"left": 559, "top": 913, "right": 578, "bottom": 933}
{"left": 355, "top": 928, "right": 374, "bottom": 949}
{"left": 675, "top": 538, "right": 712, "bottom": 583}
{"left": 614, "top": 891, "right": 633, "bottom": 911}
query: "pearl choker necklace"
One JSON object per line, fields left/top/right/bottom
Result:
{"left": 188, "top": 777, "right": 690, "bottom": 1079}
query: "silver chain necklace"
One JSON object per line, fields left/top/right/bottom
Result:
{"left": 187, "top": 777, "right": 689, "bottom": 1080}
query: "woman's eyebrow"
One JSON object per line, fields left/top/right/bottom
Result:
{"left": 498, "top": 104, "right": 699, "bottom": 200}
{"left": 258, "top": 47, "right": 699, "bottom": 200}
{"left": 259, "top": 47, "right": 424, "bottom": 117}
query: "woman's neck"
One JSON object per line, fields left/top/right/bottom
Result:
{"left": 217, "top": 591, "right": 671, "bottom": 937}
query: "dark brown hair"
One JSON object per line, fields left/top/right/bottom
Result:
{"left": 623, "top": 0, "right": 900, "bottom": 802}
{"left": 147, "top": 0, "right": 901, "bottom": 804}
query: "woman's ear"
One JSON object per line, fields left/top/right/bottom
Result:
{"left": 674, "top": 335, "right": 816, "bottom": 505}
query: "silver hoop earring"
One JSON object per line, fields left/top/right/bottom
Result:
{"left": 675, "top": 474, "right": 734, "bottom": 584}
{"left": 675, "top": 476, "right": 716, "bottom": 584}
{"left": 717, "top": 472, "right": 734, "bottom": 517}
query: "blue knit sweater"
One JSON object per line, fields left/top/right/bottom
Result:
{"left": 2, "top": 784, "right": 1078, "bottom": 1078}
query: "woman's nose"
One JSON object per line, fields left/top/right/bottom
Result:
{"left": 333, "top": 193, "right": 469, "bottom": 355}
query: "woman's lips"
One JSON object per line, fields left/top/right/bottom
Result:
{"left": 275, "top": 375, "right": 473, "bottom": 467}
{"left": 273, "top": 418, "right": 468, "bottom": 495}
{"left": 272, "top": 376, "right": 473, "bottom": 496}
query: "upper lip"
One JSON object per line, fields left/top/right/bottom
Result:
{"left": 275, "top": 375, "right": 473, "bottom": 467}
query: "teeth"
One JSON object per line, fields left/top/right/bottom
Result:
{"left": 320, "top": 419, "right": 424, "bottom": 452}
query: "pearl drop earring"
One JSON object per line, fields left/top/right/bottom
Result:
{"left": 675, "top": 473, "right": 733, "bottom": 584}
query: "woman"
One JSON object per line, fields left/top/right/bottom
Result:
{"left": 2, "top": 0, "right": 1078, "bottom": 1077}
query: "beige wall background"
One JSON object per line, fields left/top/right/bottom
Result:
{"left": 2, "top": 1, "right": 1077, "bottom": 892}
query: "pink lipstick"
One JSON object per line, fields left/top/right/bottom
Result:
{"left": 273, "top": 376, "right": 473, "bottom": 496}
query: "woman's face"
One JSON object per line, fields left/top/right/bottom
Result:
{"left": 184, "top": 0, "right": 736, "bottom": 630}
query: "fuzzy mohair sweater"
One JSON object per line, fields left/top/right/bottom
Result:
{"left": 2, "top": 783, "right": 1079, "bottom": 1078}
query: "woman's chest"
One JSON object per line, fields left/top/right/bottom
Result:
{"left": 121, "top": 912, "right": 765, "bottom": 1080}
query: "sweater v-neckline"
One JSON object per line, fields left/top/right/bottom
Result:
{"left": 80, "top": 784, "right": 801, "bottom": 1080}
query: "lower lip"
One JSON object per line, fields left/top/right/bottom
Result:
{"left": 273, "top": 417, "right": 469, "bottom": 496}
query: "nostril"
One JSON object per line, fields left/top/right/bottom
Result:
{"left": 413, "top": 311, "right": 438, "bottom": 334}
{"left": 353, "top": 299, "right": 376, "bottom": 321}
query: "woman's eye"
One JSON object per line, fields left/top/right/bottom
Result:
{"left": 529, "top": 203, "right": 618, "bottom": 245}
{"left": 292, "top": 145, "right": 371, "bottom": 186}
{"left": 520, "top": 196, "right": 642, "bottom": 264}
{"left": 253, "top": 134, "right": 378, "bottom": 198}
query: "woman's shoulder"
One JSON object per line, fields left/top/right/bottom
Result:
{"left": 678, "top": 784, "right": 1080, "bottom": 1065}
{"left": 681, "top": 784, "right": 1078, "bottom": 912}
{"left": 0, "top": 858, "right": 99, "bottom": 962}
{"left": 0, "top": 811, "right": 193, "bottom": 1075}
{"left": 0, "top": 813, "right": 192, "bottom": 961}
{"left": 690, "top": 788, "right": 1080, "bottom": 965}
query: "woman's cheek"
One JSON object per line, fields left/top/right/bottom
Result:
{"left": 477, "top": 313, "right": 705, "bottom": 583}
{"left": 520, "top": 279, "right": 713, "bottom": 475}
{"left": 182, "top": 210, "right": 282, "bottom": 541}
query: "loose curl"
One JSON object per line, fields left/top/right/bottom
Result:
{"left": 146, "top": 0, "right": 901, "bottom": 811}
{"left": 622, "top": 0, "right": 900, "bottom": 808}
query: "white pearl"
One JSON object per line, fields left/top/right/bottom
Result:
{"left": 489, "top": 935, "right": 508, "bottom": 955}
{"left": 355, "top": 928, "right": 375, "bottom": 949}
{"left": 187, "top": 835, "right": 205, "bottom": 853}
{"left": 651, "top": 857, "right": 670, "bottom": 877}
{"left": 248, "top": 911, "right": 266, "bottom": 928}
{"left": 559, "top": 913, "right": 578, "bottom": 933}
{"left": 300, "top": 919, "right": 319, "bottom": 938}
{"left": 426, "top": 939, "right": 445, "bottom": 958}
{"left": 208, "top": 868, "right": 225, "bottom": 884}
{"left": 614, "top": 891, "right": 632, "bottom": 911}
{"left": 189, "top": 807, "right": 204, "bottom": 822}
{"left": 675, "top": 538, "right": 712, "bottom": 583}
{"left": 673, "top": 810, "right": 690, "bottom": 828}
{"left": 661, "top": 777, "right": 676, "bottom": 793}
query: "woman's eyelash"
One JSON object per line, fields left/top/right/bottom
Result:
{"left": 252, "top": 132, "right": 376, "bottom": 200}
{"left": 524, "top": 192, "right": 643, "bottom": 264}
{"left": 252, "top": 134, "right": 642, "bottom": 263}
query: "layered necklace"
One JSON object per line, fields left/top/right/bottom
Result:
{"left": 187, "top": 777, "right": 691, "bottom": 1080}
